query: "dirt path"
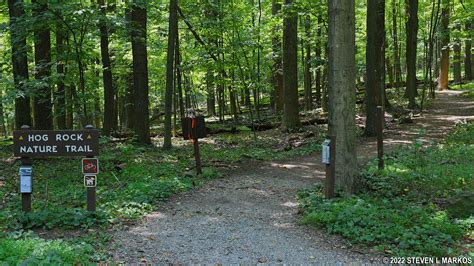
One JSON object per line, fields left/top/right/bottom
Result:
{"left": 110, "top": 90, "right": 474, "bottom": 264}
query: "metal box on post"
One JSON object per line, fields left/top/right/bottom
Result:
{"left": 19, "top": 166, "right": 32, "bottom": 193}
{"left": 322, "top": 139, "right": 331, "bottom": 165}
{"left": 182, "top": 116, "right": 207, "bottom": 140}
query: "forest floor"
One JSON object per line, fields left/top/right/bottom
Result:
{"left": 110, "top": 89, "right": 474, "bottom": 264}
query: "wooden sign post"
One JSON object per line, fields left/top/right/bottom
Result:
{"left": 84, "top": 125, "right": 97, "bottom": 212}
{"left": 322, "top": 136, "right": 336, "bottom": 199}
{"left": 182, "top": 114, "right": 207, "bottom": 175}
{"left": 20, "top": 125, "right": 32, "bottom": 212}
{"left": 13, "top": 125, "right": 100, "bottom": 212}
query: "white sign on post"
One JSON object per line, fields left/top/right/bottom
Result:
{"left": 19, "top": 166, "right": 33, "bottom": 193}
{"left": 322, "top": 139, "right": 331, "bottom": 165}
{"left": 20, "top": 175, "right": 32, "bottom": 193}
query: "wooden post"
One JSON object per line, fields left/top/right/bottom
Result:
{"left": 325, "top": 135, "right": 336, "bottom": 199}
{"left": 20, "top": 125, "right": 32, "bottom": 212}
{"left": 84, "top": 125, "right": 96, "bottom": 212}
{"left": 376, "top": 106, "right": 384, "bottom": 169}
{"left": 193, "top": 138, "right": 202, "bottom": 175}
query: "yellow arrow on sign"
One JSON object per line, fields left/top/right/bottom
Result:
{"left": 87, "top": 134, "right": 92, "bottom": 140}
{"left": 19, "top": 136, "right": 24, "bottom": 141}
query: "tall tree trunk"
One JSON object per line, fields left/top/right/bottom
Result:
{"left": 131, "top": 0, "right": 151, "bottom": 144}
{"left": 124, "top": 3, "right": 134, "bottom": 130}
{"left": 427, "top": 0, "right": 441, "bottom": 100}
{"left": 452, "top": 23, "right": 462, "bottom": 84}
{"left": 465, "top": 21, "right": 472, "bottom": 81}
{"left": 98, "top": 0, "right": 115, "bottom": 135}
{"left": 282, "top": 0, "right": 300, "bottom": 130}
{"left": 315, "top": 14, "right": 322, "bottom": 107}
{"left": 255, "top": 0, "right": 262, "bottom": 119}
{"left": 66, "top": 84, "right": 74, "bottom": 129}
{"left": 55, "top": 16, "right": 66, "bottom": 129}
{"left": 386, "top": 56, "right": 394, "bottom": 88}
{"left": 392, "top": 0, "right": 402, "bottom": 87}
{"left": 8, "top": 0, "right": 32, "bottom": 128}
{"left": 272, "top": 0, "right": 283, "bottom": 113}
{"left": 438, "top": 0, "right": 450, "bottom": 90}
{"left": 125, "top": 72, "right": 135, "bottom": 129}
{"left": 163, "top": 0, "right": 178, "bottom": 149}
{"left": 32, "top": 0, "right": 53, "bottom": 130}
{"left": 0, "top": 88, "right": 6, "bottom": 136}
{"left": 184, "top": 73, "right": 191, "bottom": 108}
{"left": 365, "top": 0, "right": 385, "bottom": 136}
{"left": 94, "top": 96, "right": 101, "bottom": 128}
{"left": 304, "top": 15, "right": 312, "bottom": 111}
{"left": 406, "top": 0, "right": 418, "bottom": 109}
{"left": 322, "top": 40, "right": 329, "bottom": 112}
{"left": 453, "top": 29, "right": 461, "bottom": 84}
{"left": 206, "top": 71, "right": 216, "bottom": 116}
{"left": 175, "top": 33, "right": 185, "bottom": 119}
{"left": 328, "top": 0, "right": 358, "bottom": 195}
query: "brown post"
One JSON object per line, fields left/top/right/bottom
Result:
{"left": 325, "top": 136, "right": 336, "bottom": 199}
{"left": 84, "top": 125, "right": 96, "bottom": 212}
{"left": 20, "top": 125, "right": 32, "bottom": 212}
{"left": 376, "top": 106, "right": 384, "bottom": 169}
{"left": 193, "top": 138, "right": 202, "bottom": 175}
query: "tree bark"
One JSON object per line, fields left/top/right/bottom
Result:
{"left": 328, "top": 0, "right": 358, "bottom": 195}
{"left": 66, "top": 84, "right": 74, "bottom": 129}
{"left": 453, "top": 29, "right": 461, "bottom": 83}
{"left": 392, "top": 0, "right": 402, "bottom": 87}
{"left": 55, "top": 14, "right": 66, "bottom": 129}
{"left": 206, "top": 71, "right": 216, "bottom": 116}
{"left": 406, "top": 0, "right": 418, "bottom": 109}
{"left": 438, "top": 0, "right": 450, "bottom": 90}
{"left": 465, "top": 21, "right": 472, "bottom": 80}
{"left": 163, "top": 0, "right": 178, "bottom": 149}
{"left": 175, "top": 33, "right": 185, "bottom": 119}
{"left": 304, "top": 15, "right": 312, "bottom": 111}
{"left": 0, "top": 88, "right": 6, "bottom": 136}
{"left": 272, "top": 0, "right": 283, "bottom": 113}
{"left": 131, "top": 0, "right": 151, "bottom": 144}
{"left": 32, "top": 0, "right": 53, "bottom": 130}
{"left": 282, "top": 0, "right": 300, "bottom": 130}
{"left": 315, "top": 14, "right": 322, "bottom": 107}
{"left": 98, "top": 0, "right": 116, "bottom": 135}
{"left": 365, "top": 0, "right": 385, "bottom": 136}
{"left": 8, "top": 0, "right": 32, "bottom": 129}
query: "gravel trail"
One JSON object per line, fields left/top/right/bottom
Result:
{"left": 110, "top": 90, "right": 474, "bottom": 264}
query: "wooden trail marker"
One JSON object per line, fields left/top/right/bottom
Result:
{"left": 322, "top": 136, "right": 336, "bottom": 199}
{"left": 182, "top": 115, "right": 207, "bottom": 175}
{"left": 19, "top": 124, "right": 32, "bottom": 212}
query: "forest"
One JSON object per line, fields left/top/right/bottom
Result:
{"left": 0, "top": 0, "right": 473, "bottom": 264}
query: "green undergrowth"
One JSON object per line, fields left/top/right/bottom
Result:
{"left": 451, "top": 81, "right": 474, "bottom": 99}
{"left": 0, "top": 129, "right": 319, "bottom": 263}
{"left": 298, "top": 122, "right": 474, "bottom": 257}
{"left": 0, "top": 235, "right": 91, "bottom": 264}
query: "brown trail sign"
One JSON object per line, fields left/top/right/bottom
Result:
{"left": 13, "top": 125, "right": 100, "bottom": 213}
{"left": 13, "top": 130, "right": 99, "bottom": 157}
{"left": 182, "top": 115, "right": 207, "bottom": 175}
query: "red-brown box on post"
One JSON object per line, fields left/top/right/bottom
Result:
{"left": 182, "top": 116, "right": 207, "bottom": 140}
